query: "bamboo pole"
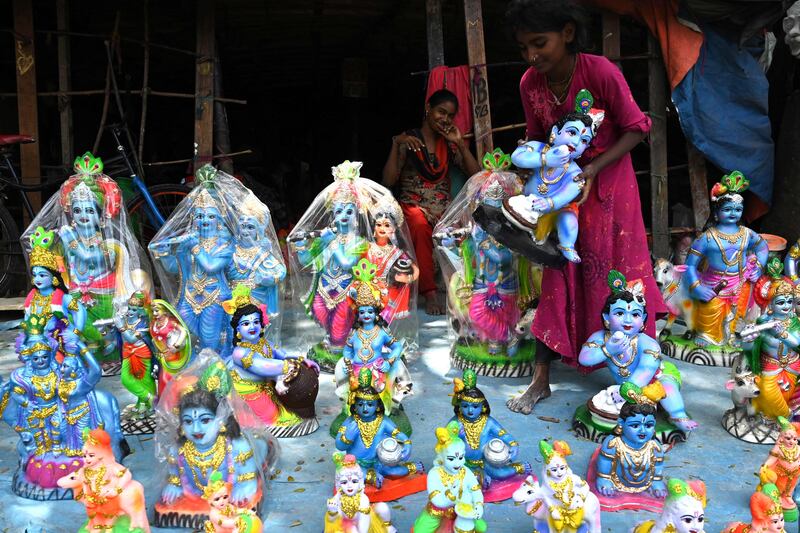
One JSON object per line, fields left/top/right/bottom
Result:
{"left": 0, "top": 89, "right": 246, "bottom": 105}
{"left": 56, "top": 0, "right": 73, "bottom": 169}
{"left": 138, "top": 0, "right": 150, "bottom": 163}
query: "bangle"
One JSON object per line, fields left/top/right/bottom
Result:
{"left": 689, "top": 280, "right": 701, "bottom": 290}
{"left": 546, "top": 197, "right": 555, "bottom": 210}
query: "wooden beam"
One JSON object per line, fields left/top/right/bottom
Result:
{"left": 602, "top": 12, "right": 621, "bottom": 67}
{"left": 13, "top": 0, "right": 41, "bottom": 216}
{"left": 463, "top": 0, "right": 493, "bottom": 157}
{"left": 56, "top": 0, "right": 73, "bottom": 169}
{"left": 194, "top": 0, "right": 215, "bottom": 168}
{"left": 686, "top": 142, "right": 710, "bottom": 229}
{"left": 648, "top": 35, "right": 669, "bottom": 258}
{"left": 426, "top": 0, "right": 444, "bottom": 69}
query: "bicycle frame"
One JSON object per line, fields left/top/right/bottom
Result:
{"left": 109, "top": 126, "right": 165, "bottom": 228}
{"left": 0, "top": 152, "right": 35, "bottom": 221}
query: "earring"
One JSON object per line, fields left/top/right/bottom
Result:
{"left": 603, "top": 319, "right": 610, "bottom": 329}
{"left": 549, "top": 132, "right": 556, "bottom": 144}
{"left": 220, "top": 423, "right": 227, "bottom": 434}
{"left": 236, "top": 332, "right": 241, "bottom": 339}
{"left": 613, "top": 425, "right": 622, "bottom": 435}
{"left": 52, "top": 278, "right": 59, "bottom": 287}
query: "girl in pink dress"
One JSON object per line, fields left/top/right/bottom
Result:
{"left": 504, "top": 0, "right": 667, "bottom": 414}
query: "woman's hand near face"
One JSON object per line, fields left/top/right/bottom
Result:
{"left": 438, "top": 123, "right": 464, "bottom": 147}
{"left": 394, "top": 133, "right": 425, "bottom": 152}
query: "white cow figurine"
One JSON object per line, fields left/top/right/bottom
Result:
{"left": 512, "top": 440, "right": 601, "bottom": 533}
{"left": 653, "top": 258, "right": 694, "bottom": 335}
{"left": 726, "top": 354, "right": 760, "bottom": 417}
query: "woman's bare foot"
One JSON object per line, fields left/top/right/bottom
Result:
{"left": 507, "top": 363, "right": 551, "bottom": 415}
{"left": 423, "top": 290, "right": 444, "bottom": 315}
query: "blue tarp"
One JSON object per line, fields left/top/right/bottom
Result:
{"left": 672, "top": 23, "right": 775, "bottom": 205}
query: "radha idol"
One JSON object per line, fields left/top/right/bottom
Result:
{"left": 22, "top": 152, "right": 151, "bottom": 372}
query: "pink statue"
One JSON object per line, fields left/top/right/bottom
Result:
{"left": 202, "top": 471, "right": 263, "bottom": 533}
{"left": 761, "top": 417, "right": 800, "bottom": 521}
{"left": 57, "top": 428, "right": 150, "bottom": 533}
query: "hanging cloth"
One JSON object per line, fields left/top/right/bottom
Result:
{"left": 425, "top": 65, "right": 474, "bottom": 134}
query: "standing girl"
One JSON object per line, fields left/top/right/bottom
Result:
{"left": 382, "top": 89, "right": 481, "bottom": 315}
{"left": 504, "top": 0, "right": 667, "bottom": 413}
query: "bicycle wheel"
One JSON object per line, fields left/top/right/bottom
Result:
{"left": 0, "top": 202, "right": 24, "bottom": 296}
{"left": 126, "top": 183, "right": 191, "bottom": 250}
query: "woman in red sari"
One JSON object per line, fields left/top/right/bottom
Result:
{"left": 382, "top": 89, "right": 481, "bottom": 314}
{"left": 504, "top": 0, "right": 667, "bottom": 413}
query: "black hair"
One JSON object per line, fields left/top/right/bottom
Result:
{"left": 619, "top": 399, "right": 657, "bottom": 420}
{"left": 453, "top": 388, "right": 491, "bottom": 418}
{"left": 350, "top": 384, "right": 386, "bottom": 418}
{"left": 703, "top": 195, "right": 743, "bottom": 231}
{"left": 350, "top": 305, "right": 389, "bottom": 330}
{"left": 504, "top": 0, "right": 589, "bottom": 53}
{"left": 552, "top": 112, "right": 593, "bottom": 133}
{"left": 427, "top": 89, "right": 459, "bottom": 111}
{"left": 177, "top": 389, "right": 241, "bottom": 444}
{"left": 602, "top": 291, "right": 647, "bottom": 325}
{"left": 31, "top": 266, "right": 67, "bottom": 293}
{"left": 230, "top": 303, "right": 266, "bottom": 347}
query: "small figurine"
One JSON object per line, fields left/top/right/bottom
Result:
{"left": 57, "top": 428, "right": 150, "bottom": 533}
{"left": 226, "top": 284, "right": 320, "bottom": 438}
{"left": 448, "top": 369, "right": 530, "bottom": 494}
{"left": 473, "top": 92, "right": 603, "bottom": 267}
{"left": 325, "top": 452, "right": 395, "bottom": 533}
{"left": 0, "top": 317, "right": 127, "bottom": 500}
{"left": 288, "top": 161, "right": 368, "bottom": 369}
{"left": 512, "top": 440, "right": 601, "bottom": 533}
{"left": 334, "top": 368, "right": 423, "bottom": 493}
{"left": 759, "top": 417, "right": 800, "bottom": 522}
{"left": 412, "top": 421, "right": 486, "bottom": 533}
{"left": 435, "top": 150, "right": 538, "bottom": 376}
{"left": 227, "top": 193, "right": 286, "bottom": 324}
{"left": 114, "top": 291, "right": 156, "bottom": 430}
{"left": 661, "top": 172, "right": 769, "bottom": 366}
{"left": 366, "top": 198, "right": 418, "bottom": 325}
{"left": 631, "top": 478, "right": 706, "bottom": 533}
{"left": 201, "top": 471, "right": 263, "bottom": 533}
{"left": 740, "top": 259, "right": 800, "bottom": 422}
{"left": 590, "top": 382, "right": 667, "bottom": 511}
{"left": 154, "top": 356, "right": 268, "bottom": 529}
{"left": 150, "top": 299, "right": 191, "bottom": 395}
{"left": 149, "top": 165, "right": 235, "bottom": 354}
{"left": 577, "top": 269, "right": 697, "bottom": 437}
{"left": 25, "top": 226, "right": 86, "bottom": 346}
{"left": 334, "top": 259, "right": 410, "bottom": 419}
{"left": 722, "top": 490, "right": 786, "bottom": 533}
{"left": 785, "top": 236, "right": 800, "bottom": 282}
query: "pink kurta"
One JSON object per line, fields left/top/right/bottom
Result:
{"left": 522, "top": 53, "right": 667, "bottom": 367}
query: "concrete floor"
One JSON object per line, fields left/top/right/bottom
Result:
{"left": 0, "top": 307, "right": 786, "bottom": 532}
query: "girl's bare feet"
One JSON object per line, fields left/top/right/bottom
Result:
{"left": 507, "top": 362, "right": 551, "bottom": 414}
{"left": 423, "top": 290, "right": 444, "bottom": 315}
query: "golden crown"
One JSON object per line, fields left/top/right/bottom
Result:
{"left": 372, "top": 198, "right": 404, "bottom": 227}
{"left": 30, "top": 246, "right": 60, "bottom": 272}
{"left": 202, "top": 471, "right": 227, "bottom": 500}
{"left": 128, "top": 291, "right": 146, "bottom": 308}
{"left": 353, "top": 281, "right": 383, "bottom": 309}
{"left": 194, "top": 188, "right": 218, "bottom": 210}
{"left": 773, "top": 279, "right": 794, "bottom": 298}
{"left": 241, "top": 193, "right": 268, "bottom": 226}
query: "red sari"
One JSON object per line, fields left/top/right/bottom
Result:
{"left": 522, "top": 53, "right": 667, "bottom": 366}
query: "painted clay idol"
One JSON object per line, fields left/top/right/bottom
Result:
{"left": 325, "top": 452, "right": 396, "bottom": 533}
{"left": 661, "top": 171, "right": 769, "bottom": 366}
{"left": 201, "top": 471, "right": 263, "bottom": 533}
{"left": 512, "top": 440, "right": 601, "bottom": 533}
{"left": 722, "top": 490, "right": 786, "bottom": 533}
{"left": 576, "top": 270, "right": 696, "bottom": 442}
{"left": 227, "top": 192, "right": 286, "bottom": 336}
{"left": 225, "top": 284, "right": 320, "bottom": 438}
{"left": 22, "top": 152, "right": 152, "bottom": 374}
{"left": 57, "top": 428, "right": 150, "bottom": 533}
{"left": 448, "top": 369, "right": 530, "bottom": 497}
{"left": 473, "top": 91, "right": 603, "bottom": 267}
{"left": 759, "top": 417, "right": 800, "bottom": 522}
{"left": 412, "top": 421, "right": 486, "bottom": 533}
{"left": 435, "top": 149, "right": 538, "bottom": 377}
{"left": 334, "top": 368, "right": 424, "bottom": 500}
{"left": 149, "top": 165, "right": 235, "bottom": 355}
{"left": 287, "top": 161, "right": 369, "bottom": 370}
{"left": 631, "top": 478, "right": 706, "bottom": 533}
{"left": 0, "top": 316, "right": 127, "bottom": 500}
{"left": 153, "top": 350, "right": 275, "bottom": 529}
{"left": 589, "top": 382, "right": 667, "bottom": 513}
{"left": 25, "top": 226, "right": 86, "bottom": 348}
{"left": 333, "top": 259, "right": 411, "bottom": 426}
{"left": 150, "top": 299, "right": 191, "bottom": 395}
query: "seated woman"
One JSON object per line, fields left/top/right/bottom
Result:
{"left": 448, "top": 369, "right": 530, "bottom": 489}
{"left": 579, "top": 270, "right": 697, "bottom": 433}
{"left": 382, "top": 89, "right": 480, "bottom": 315}
{"left": 334, "top": 369, "right": 423, "bottom": 489}
{"left": 225, "top": 285, "right": 319, "bottom": 438}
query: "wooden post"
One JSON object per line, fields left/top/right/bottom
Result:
{"left": 602, "top": 12, "right": 621, "bottom": 67}
{"left": 648, "top": 35, "right": 669, "bottom": 258}
{"left": 463, "top": 0, "right": 493, "bottom": 157}
{"left": 13, "top": 0, "right": 41, "bottom": 216}
{"left": 138, "top": 0, "right": 150, "bottom": 164}
{"left": 56, "top": 0, "right": 73, "bottom": 170}
{"left": 213, "top": 43, "right": 234, "bottom": 174}
{"left": 194, "top": 0, "right": 215, "bottom": 169}
{"left": 426, "top": 0, "right": 444, "bottom": 69}
{"left": 686, "top": 142, "right": 710, "bottom": 230}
